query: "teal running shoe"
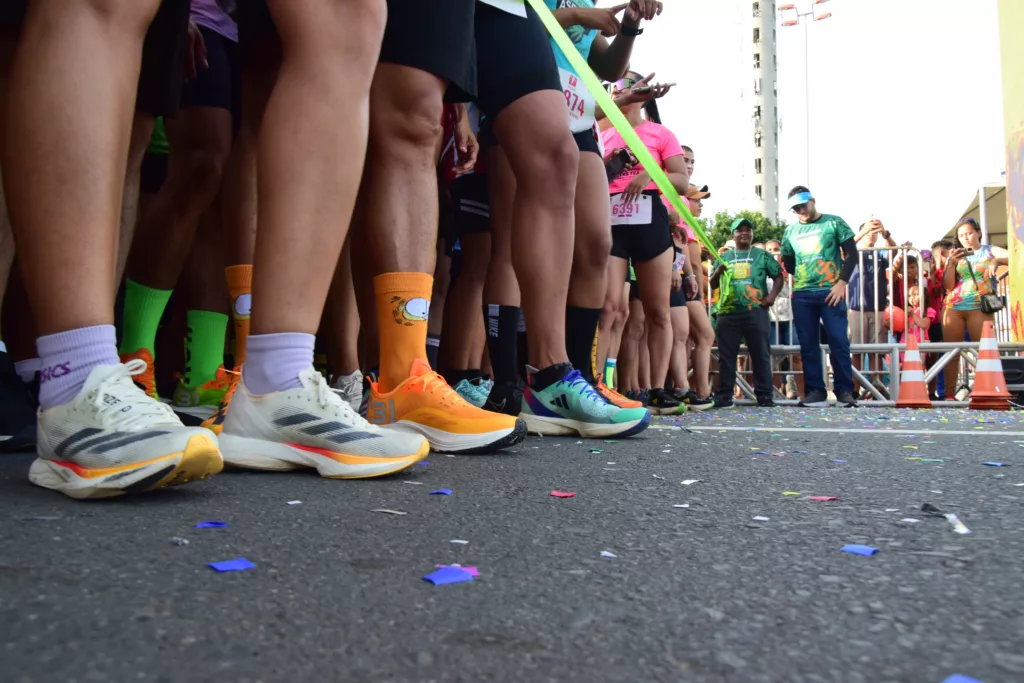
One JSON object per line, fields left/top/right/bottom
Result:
{"left": 453, "top": 379, "right": 488, "bottom": 408}
{"left": 521, "top": 368, "right": 650, "bottom": 438}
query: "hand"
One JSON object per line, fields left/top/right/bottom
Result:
{"left": 986, "top": 263, "right": 999, "bottom": 280}
{"left": 949, "top": 248, "right": 966, "bottom": 264}
{"left": 624, "top": 0, "right": 664, "bottom": 23}
{"left": 574, "top": 4, "right": 629, "bottom": 37}
{"left": 621, "top": 170, "right": 650, "bottom": 203}
{"left": 685, "top": 275, "right": 699, "bottom": 300}
{"left": 761, "top": 295, "right": 776, "bottom": 309}
{"left": 622, "top": 73, "right": 674, "bottom": 104}
{"left": 671, "top": 223, "right": 687, "bottom": 243}
{"left": 185, "top": 19, "right": 209, "bottom": 81}
{"left": 825, "top": 281, "right": 847, "bottom": 307}
{"left": 672, "top": 270, "right": 682, "bottom": 292}
{"left": 452, "top": 116, "right": 479, "bottom": 174}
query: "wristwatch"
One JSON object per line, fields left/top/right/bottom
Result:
{"left": 620, "top": 26, "right": 643, "bottom": 36}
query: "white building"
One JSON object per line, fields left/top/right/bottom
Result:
{"left": 746, "top": 0, "right": 780, "bottom": 220}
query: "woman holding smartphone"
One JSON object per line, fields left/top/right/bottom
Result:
{"left": 942, "top": 217, "right": 1008, "bottom": 399}
{"left": 596, "top": 70, "right": 691, "bottom": 414}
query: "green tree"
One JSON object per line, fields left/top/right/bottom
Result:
{"left": 705, "top": 210, "right": 788, "bottom": 250}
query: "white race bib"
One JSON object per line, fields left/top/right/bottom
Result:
{"left": 610, "top": 194, "right": 652, "bottom": 226}
{"left": 478, "top": 0, "right": 527, "bottom": 17}
{"left": 559, "top": 67, "right": 596, "bottom": 133}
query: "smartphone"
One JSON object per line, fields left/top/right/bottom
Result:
{"left": 631, "top": 85, "right": 653, "bottom": 94}
{"left": 965, "top": 247, "right": 975, "bottom": 255}
{"left": 605, "top": 148, "right": 632, "bottom": 181}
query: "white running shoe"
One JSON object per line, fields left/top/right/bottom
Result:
{"left": 29, "top": 360, "right": 223, "bottom": 500}
{"left": 219, "top": 367, "right": 429, "bottom": 478}
{"left": 330, "top": 369, "right": 363, "bottom": 412}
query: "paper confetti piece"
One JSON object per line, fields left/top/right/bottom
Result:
{"left": 905, "top": 457, "right": 923, "bottom": 461}
{"left": 940, "top": 675, "right": 985, "bottom": 683}
{"left": 600, "top": 551, "right": 617, "bottom": 558}
{"left": 832, "top": 459, "right": 847, "bottom": 463}
{"left": 885, "top": 508, "right": 900, "bottom": 512}
{"left": 286, "top": 500, "right": 302, "bottom": 505}
{"left": 982, "top": 462, "right": 1006, "bottom": 467}
{"left": 450, "top": 539, "right": 469, "bottom": 545}
{"left": 673, "top": 504, "right": 690, "bottom": 508}
{"left": 921, "top": 459, "right": 944, "bottom": 463}
{"left": 372, "top": 509, "right": 408, "bottom": 515}
{"left": 403, "top": 481, "right": 424, "bottom": 485}
{"left": 589, "top": 449, "right": 604, "bottom": 453}
{"left": 430, "top": 489, "right": 453, "bottom": 495}
{"left": 652, "top": 474, "right": 665, "bottom": 480}
{"left": 435, "top": 564, "right": 480, "bottom": 577}
{"left": 550, "top": 491, "right": 576, "bottom": 498}
{"left": 807, "top": 496, "right": 838, "bottom": 502}
{"left": 752, "top": 516, "right": 770, "bottom": 522}
{"left": 416, "top": 461, "right": 430, "bottom": 466}
{"left": 681, "top": 479, "right": 700, "bottom": 486}
{"left": 423, "top": 566, "right": 474, "bottom": 586}
{"left": 904, "top": 446, "right": 919, "bottom": 450}
{"left": 782, "top": 491, "right": 802, "bottom": 496}
{"left": 195, "top": 521, "right": 229, "bottom": 528}
{"left": 946, "top": 514, "right": 971, "bottom": 535}
{"left": 841, "top": 545, "right": 879, "bottom": 556}
{"left": 771, "top": 453, "right": 786, "bottom": 457}
{"left": 208, "top": 558, "right": 255, "bottom": 572}
{"left": 794, "top": 450, "right": 808, "bottom": 454}
{"left": 900, "top": 518, "right": 921, "bottom": 524}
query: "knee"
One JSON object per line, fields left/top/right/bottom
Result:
{"left": 178, "top": 147, "right": 229, "bottom": 197}
{"left": 371, "top": 76, "right": 444, "bottom": 159}
{"left": 520, "top": 135, "right": 579, "bottom": 200}
{"left": 85, "top": 0, "right": 161, "bottom": 31}
{"left": 270, "top": 0, "right": 385, "bottom": 75}
{"left": 645, "top": 305, "right": 671, "bottom": 330}
{"left": 576, "top": 230, "right": 612, "bottom": 273}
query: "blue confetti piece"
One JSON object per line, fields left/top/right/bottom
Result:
{"left": 832, "top": 459, "right": 847, "bottom": 463}
{"left": 752, "top": 451, "right": 769, "bottom": 455}
{"left": 794, "top": 450, "right": 808, "bottom": 454}
{"left": 841, "top": 544, "right": 879, "bottom": 557}
{"left": 196, "top": 521, "right": 229, "bottom": 528}
{"left": 982, "top": 462, "right": 1006, "bottom": 467}
{"left": 429, "top": 489, "right": 452, "bottom": 495}
{"left": 208, "top": 558, "right": 255, "bottom": 572}
{"left": 417, "top": 461, "right": 430, "bottom": 466}
{"left": 423, "top": 566, "right": 474, "bottom": 586}
{"left": 941, "top": 676, "right": 985, "bottom": 683}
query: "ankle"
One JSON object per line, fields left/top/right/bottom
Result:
{"left": 37, "top": 325, "right": 120, "bottom": 410}
{"left": 243, "top": 332, "right": 314, "bottom": 395}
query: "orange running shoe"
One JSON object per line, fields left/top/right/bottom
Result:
{"left": 200, "top": 366, "right": 241, "bottom": 436}
{"left": 366, "top": 359, "right": 526, "bottom": 453}
{"left": 596, "top": 378, "right": 644, "bottom": 409}
{"left": 119, "top": 348, "right": 158, "bottom": 399}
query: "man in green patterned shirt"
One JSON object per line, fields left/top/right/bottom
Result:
{"left": 781, "top": 186, "right": 859, "bottom": 408}
{"left": 710, "top": 219, "right": 784, "bottom": 408}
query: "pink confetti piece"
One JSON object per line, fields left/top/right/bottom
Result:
{"left": 435, "top": 564, "right": 480, "bottom": 577}
{"left": 550, "top": 491, "right": 576, "bottom": 498}
{"left": 807, "top": 496, "right": 839, "bottom": 502}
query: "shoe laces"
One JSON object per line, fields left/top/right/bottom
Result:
{"left": 304, "top": 369, "right": 370, "bottom": 426}
{"left": 90, "top": 360, "right": 179, "bottom": 429}
{"left": 409, "top": 370, "right": 465, "bottom": 408}
{"left": 560, "top": 370, "right": 607, "bottom": 406}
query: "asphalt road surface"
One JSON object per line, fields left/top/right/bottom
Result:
{"left": 3, "top": 407, "right": 1024, "bottom": 683}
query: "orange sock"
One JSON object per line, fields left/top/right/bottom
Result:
{"left": 374, "top": 272, "right": 432, "bottom": 392}
{"left": 226, "top": 265, "right": 252, "bottom": 368}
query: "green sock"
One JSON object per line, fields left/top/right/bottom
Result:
{"left": 119, "top": 279, "right": 173, "bottom": 357}
{"left": 184, "top": 310, "right": 229, "bottom": 387}
{"left": 605, "top": 358, "right": 617, "bottom": 388}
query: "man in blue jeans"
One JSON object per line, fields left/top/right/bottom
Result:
{"left": 781, "top": 186, "right": 859, "bottom": 407}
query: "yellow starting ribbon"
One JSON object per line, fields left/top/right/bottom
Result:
{"left": 526, "top": 0, "right": 723, "bottom": 264}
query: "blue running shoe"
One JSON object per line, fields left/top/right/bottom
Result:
{"left": 521, "top": 368, "right": 650, "bottom": 438}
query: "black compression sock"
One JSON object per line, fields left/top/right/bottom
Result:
{"left": 565, "top": 306, "right": 602, "bottom": 383}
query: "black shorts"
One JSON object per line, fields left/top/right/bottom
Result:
{"left": 573, "top": 128, "right": 601, "bottom": 155}
{"left": 670, "top": 289, "right": 687, "bottom": 308}
{"left": 450, "top": 173, "right": 490, "bottom": 236}
{"left": 381, "top": 0, "right": 476, "bottom": 103}
{"left": 630, "top": 279, "right": 641, "bottom": 301}
{"left": 610, "top": 191, "right": 673, "bottom": 263}
{"left": 180, "top": 26, "right": 241, "bottom": 124}
{"left": 475, "top": 1, "right": 561, "bottom": 144}
{"left": 237, "top": 0, "right": 276, "bottom": 54}
{"left": 137, "top": 0, "right": 191, "bottom": 117}
{"left": 0, "top": 0, "right": 26, "bottom": 27}
{"left": 140, "top": 152, "right": 169, "bottom": 195}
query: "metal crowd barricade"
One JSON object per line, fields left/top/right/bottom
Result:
{"left": 701, "top": 243, "right": 1020, "bottom": 405}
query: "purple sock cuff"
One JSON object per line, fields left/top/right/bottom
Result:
{"left": 243, "top": 332, "right": 315, "bottom": 395}
{"left": 36, "top": 325, "right": 120, "bottom": 410}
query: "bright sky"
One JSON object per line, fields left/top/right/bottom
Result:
{"left": 626, "top": 0, "right": 1005, "bottom": 247}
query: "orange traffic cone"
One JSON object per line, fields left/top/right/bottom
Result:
{"left": 969, "top": 321, "right": 1010, "bottom": 411}
{"left": 896, "top": 334, "right": 931, "bottom": 408}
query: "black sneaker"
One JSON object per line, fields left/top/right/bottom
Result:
{"left": 625, "top": 389, "right": 650, "bottom": 407}
{"left": 679, "top": 390, "right": 714, "bottom": 411}
{"left": 756, "top": 396, "right": 776, "bottom": 408}
{"left": 648, "top": 388, "right": 684, "bottom": 415}
{"left": 836, "top": 391, "right": 859, "bottom": 408}
{"left": 0, "top": 352, "right": 37, "bottom": 453}
{"left": 798, "top": 390, "right": 830, "bottom": 408}
{"left": 711, "top": 396, "right": 734, "bottom": 409}
{"left": 485, "top": 380, "right": 524, "bottom": 417}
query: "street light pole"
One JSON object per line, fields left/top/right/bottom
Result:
{"left": 780, "top": 1, "right": 834, "bottom": 188}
